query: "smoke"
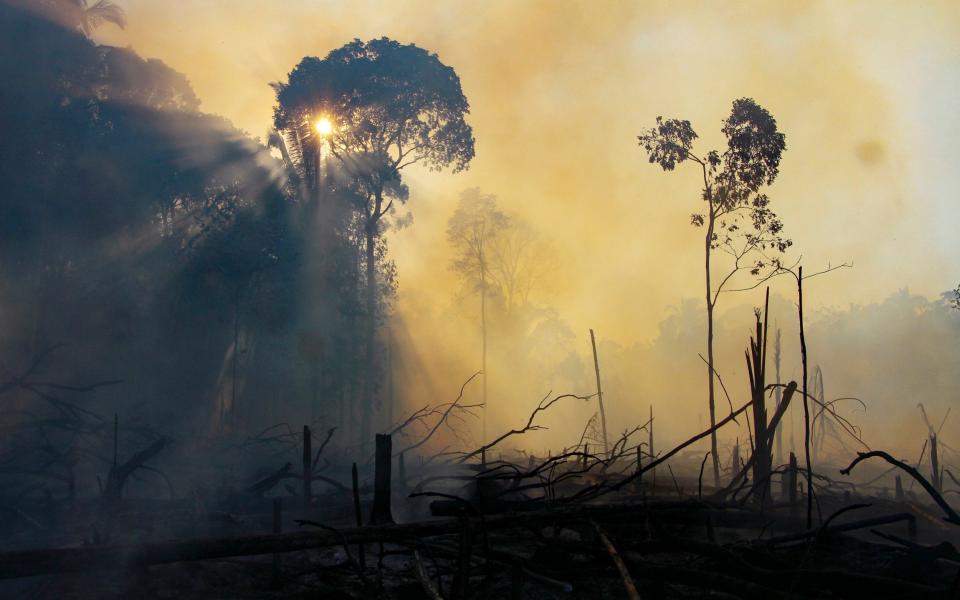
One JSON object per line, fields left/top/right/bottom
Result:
{"left": 7, "top": 1, "right": 959, "bottom": 469}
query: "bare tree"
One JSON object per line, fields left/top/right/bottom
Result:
{"left": 487, "top": 219, "right": 557, "bottom": 316}
{"left": 447, "top": 189, "right": 509, "bottom": 442}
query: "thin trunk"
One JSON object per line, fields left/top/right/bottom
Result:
{"left": 362, "top": 206, "right": 378, "bottom": 446}
{"left": 798, "top": 267, "right": 813, "bottom": 528}
{"left": 589, "top": 329, "right": 610, "bottom": 455}
{"left": 302, "top": 425, "right": 312, "bottom": 508}
{"left": 648, "top": 404, "right": 655, "bottom": 482}
{"left": 351, "top": 463, "right": 365, "bottom": 568}
{"left": 387, "top": 326, "right": 394, "bottom": 429}
{"left": 231, "top": 287, "right": 241, "bottom": 430}
{"left": 930, "top": 434, "right": 941, "bottom": 492}
{"left": 774, "top": 328, "right": 783, "bottom": 466}
{"left": 371, "top": 434, "right": 394, "bottom": 524}
{"left": 748, "top": 288, "right": 771, "bottom": 508}
{"left": 705, "top": 209, "right": 720, "bottom": 487}
{"left": 480, "top": 252, "right": 488, "bottom": 444}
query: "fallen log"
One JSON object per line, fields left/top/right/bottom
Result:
{"left": 761, "top": 512, "right": 917, "bottom": 545}
{"left": 0, "top": 500, "right": 761, "bottom": 580}
{"left": 592, "top": 521, "right": 640, "bottom": 600}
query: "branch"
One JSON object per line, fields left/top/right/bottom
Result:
{"left": 456, "top": 391, "right": 595, "bottom": 464}
{"left": 400, "top": 372, "right": 481, "bottom": 456}
{"left": 840, "top": 451, "right": 960, "bottom": 525}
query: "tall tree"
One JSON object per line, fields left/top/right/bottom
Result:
{"left": 274, "top": 38, "right": 475, "bottom": 441}
{"left": 447, "top": 188, "right": 509, "bottom": 441}
{"left": 487, "top": 219, "right": 556, "bottom": 317}
{"left": 638, "top": 98, "right": 790, "bottom": 486}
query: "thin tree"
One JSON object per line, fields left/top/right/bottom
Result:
{"left": 638, "top": 98, "right": 790, "bottom": 485}
{"left": 447, "top": 188, "right": 509, "bottom": 442}
{"left": 773, "top": 327, "right": 783, "bottom": 466}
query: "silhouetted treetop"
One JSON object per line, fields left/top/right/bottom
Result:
{"left": 99, "top": 47, "right": 201, "bottom": 112}
{"left": 638, "top": 97, "right": 789, "bottom": 258}
{"left": 718, "top": 98, "right": 785, "bottom": 202}
{"left": 637, "top": 117, "right": 697, "bottom": 172}
{"left": 273, "top": 37, "right": 475, "bottom": 174}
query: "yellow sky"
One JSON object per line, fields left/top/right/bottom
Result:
{"left": 96, "top": 0, "right": 960, "bottom": 344}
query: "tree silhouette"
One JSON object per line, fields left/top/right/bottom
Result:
{"left": 447, "top": 188, "right": 509, "bottom": 441}
{"left": 487, "top": 219, "right": 557, "bottom": 317}
{"left": 638, "top": 98, "right": 790, "bottom": 486}
{"left": 27, "top": 0, "right": 127, "bottom": 36}
{"left": 274, "top": 38, "right": 475, "bottom": 441}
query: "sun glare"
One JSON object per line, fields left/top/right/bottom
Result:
{"left": 315, "top": 117, "right": 333, "bottom": 136}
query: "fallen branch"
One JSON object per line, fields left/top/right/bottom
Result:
{"left": 840, "top": 451, "right": 960, "bottom": 525}
{"left": 0, "top": 500, "right": 736, "bottom": 580}
{"left": 592, "top": 521, "right": 641, "bottom": 600}
{"left": 413, "top": 550, "right": 444, "bottom": 600}
{"left": 456, "top": 391, "right": 594, "bottom": 464}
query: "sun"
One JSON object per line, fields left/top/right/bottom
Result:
{"left": 315, "top": 117, "right": 333, "bottom": 136}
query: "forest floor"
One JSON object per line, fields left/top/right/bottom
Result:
{"left": 0, "top": 459, "right": 958, "bottom": 599}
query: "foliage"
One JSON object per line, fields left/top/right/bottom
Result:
{"left": 273, "top": 37, "right": 475, "bottom": 177}
{"left": 638, "top": 98, "right": 791, "bottom": 278}
{"left": 447, "top": 188, "right": 510, "bottom": 290}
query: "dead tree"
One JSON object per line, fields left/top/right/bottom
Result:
{"left": 746, "top": 288, "right": 772, "bottom": 507}
{"left": 302, "top": 425, "right": 312, "bottom": 507}
{"left": 370, "top": 434, "right": 394, "bottom": 524}
{"left": 589, "top": 329, "right": 610, "bottom": 455}
{"left": 102, "top": 436, "right": 169, "bottom": 507}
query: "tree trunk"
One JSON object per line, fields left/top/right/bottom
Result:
{"left": 362, "top": 210, "right": 378, "bottom": 446}
{"left": 774, "top": 328, "right": 783, "bottom": 466}
{"left": 798, "top": 267, "right": 813, "bottom": 528}
{"left": 930, "top": 433, "right": 941, "bottom": 492}
{"left": 480, "top": 253, "right": 488, "bottom": 444}
{"left": 230, "top": 287, "right": 241, "bottom": 431}
{"left": 748, "top": 289, "right": 771, "bottom": 508}
{"left": 370, "top": 434, "right": 394, "bottom": 525}
{"left": 589, "top": 329, "right": 610, "bottom": 455}
{"left": 302, "top": 425, "right": 312, "bottom": 509}
{"left": 705, "top": 214, "right": 720, "bottom": 487}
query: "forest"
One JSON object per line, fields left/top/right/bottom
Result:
{"left": 0, "top": 0, "right": 958, "bottom": 598}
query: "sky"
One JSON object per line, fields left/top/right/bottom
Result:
{"left": 95, "top": 1, "right": 960, "bottom": 346}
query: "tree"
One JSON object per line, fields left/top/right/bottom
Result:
{"left": 638, "top": 98, "right": 790, "bottom": 486}
{"left": 26, "top": 0, "right": 127, "bottom": 36}
{"left": 274, "top": 38, "right": 475, "bottom": 441}
{"left": 487, "top": 219, "right": 557, "bottom": 317}
{"left": 447, "top": 188, "right": 509, "bottom": 441}
{"left": 0, "top": 0, "right": 298, "bottom": 450}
